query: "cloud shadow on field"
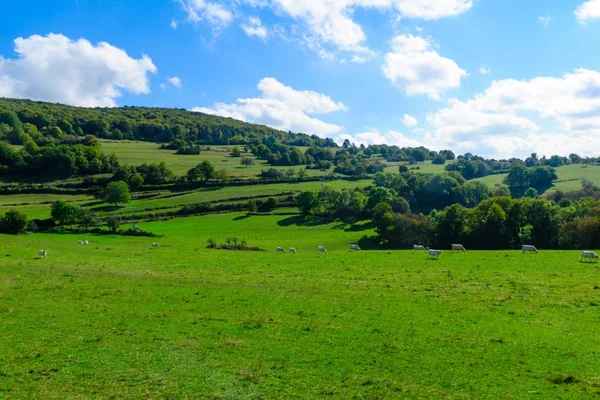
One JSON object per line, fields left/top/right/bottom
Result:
{"left": 277, "top": 215, "right": 333, "bottom": 227}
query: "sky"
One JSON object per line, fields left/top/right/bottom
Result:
{"left": 2, "top": 0, "right": 600, "bottom": 159}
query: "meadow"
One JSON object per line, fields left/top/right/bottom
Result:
{"left": 2, "top": 212, "right": 600, "bottom": 399}
{"left": 476, "top": 163, "right": 600, "bottom": 193}
{"left": 101, "top": 141, "right": 324, "bottom": 178}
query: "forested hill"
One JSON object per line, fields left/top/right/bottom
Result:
{"left": 0, "top": 98, "right": 337, "bottom": 148}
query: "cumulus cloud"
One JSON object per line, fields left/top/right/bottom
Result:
{"left": 178, "top": 0, "right": 472, "bottom": 61}
{"left": 0, "top": 33, "right": 156, "bottom": 107}
{"left": 382, "top": 34, "right": 467, "bottom": 100}
{"left": 575, "top": 0, "right": 600, "bottom": 22}
{"left": 193, "top": 77, "right": 346, "bottom": 136}
{"left": 241, "top": 17, "right": 268, "bottom": 39}
{"left": 402, "top": 114, "right": 418, "bottom": 127}
{"left": 337, "top": 129, "right": 422, "bottom": 148}
{"left": 161, "top": 76, "right": 183, "bottom": 90}
{"left": 479, "top": 66, "right": 491, "bottom": 75}
{"left": 424, "top": 68, "right": 600, "bottom": 157}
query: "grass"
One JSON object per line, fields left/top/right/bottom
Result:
{"left": 476, "top": 164, "right": 600, "bottom": 194}
{"left": 101, "top": 141, "right": 326, "bottom": 178}
{"left": 2, "top": 212, "right": 600, "bottom": 398}
{"left": 0, "top": 194, "right": 94, "bottom": 220}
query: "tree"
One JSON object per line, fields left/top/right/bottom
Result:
{"left": 106, "top": 215, "right": 121, "bottom": 233}
{"left": 504, "top": 165, "right": 531, "bottom": 189}
{"left": 78, "top": 209, "right": 99, "bottom": 230}
{"left": 391, "top": 197, "right": 411, "bottom": 214}
{"left": 240, "top": 157, "right": 255, "bottom": 168}
{"left": 103, "top": 181, "right": 131, "bottom": 206}
{"left": 231, "top": 146, "right": 242, "bottom": 157}
{"left": 432, "top": 155, "right": 446, "bottom": 165}
{"left": 523, "top": 187, "right": 539, "bottom": 198}
{"left": 367, "top": 187, "right": 396, "bottom": 210}
{"left": 51, "top": 201, "right": 78, "bottom": 227}
{"left": 1, "top": 210, "right": 28, "bottom": 234}
{"left": 246, "top": 200, "right": 258, "bottom": 213}
{"left": 296, "top": 190, "right": 321, "bottom": 214}
{"left": 215, "top": 169, "right": 230, "bottom": 184}
{"left": 297, "top": 168, "right": 308, "bottom": 179}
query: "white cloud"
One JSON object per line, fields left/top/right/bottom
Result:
{"left": 171, "top": 19, "right": 179, "bottom": 29}
{"left": 382, "top": 34, "right": 467, "bottom": 100}
{"left": 161, "top": 76, "right": 183, "bottom": 90}
{"left": 538, "top": 15, "right": 552, "bottom": 27}
{"left": 337, "top": 129, "right": 422, "bottom": 148}
{"left": 425, "top": 68, "right": 600, "bottom": 157}
{"left": 168, "top": 76, "right": 183, "bottom": 88}
{"left": 575, "top": 0, "right": 600, "bottom": 22}
{"left": 241, "top": 17, "right": 268, "bottom": 39}
{"left": 402, "top": 114, "right": 418, "bottom": 127}
{"left": 479, "top": 66, "right": 491, "bottom": 75}
{"left": 178, "top": 0, "right": 233, "bottom": 28}
{"left": 238, "top": 0, "right": 471, "bottom": 60}
{"left": 193, "top": 77, "right": 345, "bottom": 136}
{"left": 0, "top": 33, "right": 156, "bottom": 107}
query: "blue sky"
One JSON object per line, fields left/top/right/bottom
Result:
{"left": 2, "top": 0, "right": 600, "bottom": 158}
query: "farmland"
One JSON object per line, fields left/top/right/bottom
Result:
{"left": 2, "top": 212, "right": 600, "bottom": 398}
{"left": 101, "top": 141, "right": 323, "bottom": 178}
{"left": 476, "top": 163, "right": 600, "bottom": 193}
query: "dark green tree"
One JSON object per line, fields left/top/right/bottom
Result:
{"left": 103, "top": 181, "right": 131, "bottom": 206}
{"left": 1, "top": 209, "right": 28, "bottom": 234}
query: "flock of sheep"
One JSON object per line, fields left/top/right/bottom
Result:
{"left": 36, "top": 240, "right": 599, "bottom": 263}
{"left": 276, "top": 244, "right": 361, "bottom": 254}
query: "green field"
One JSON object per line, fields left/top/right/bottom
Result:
{"left": 0, "top": 194, "right": 94, "bottom": 220}
{"left": 476, "top": 164, "right": 600, "bottom": 193}
{"left": 101, "top": 141, "right": 325, "bottom": 178}
{"left": 2, "top": 212, "right": 600, "bottom": 398}
{"left": 0, "top": 180, "right": 371, "bottom": 220}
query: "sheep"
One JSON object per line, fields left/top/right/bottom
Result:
{"left": 350, "top": 244, "right": 361, "bottom": 251}
{"left": 289, "top": 248, "right": 297, "bottom": 253}
{"left": 152, "top": 243, "right": 160, "bottom": 249}
{"left": 276, "top": 247, "right": 285, "bottom": 253}
{"left": 39, "top": 250, "right": 47, "bottom": 258}
{"left": 318, "top": 246, "right": 327, "bottom": 253}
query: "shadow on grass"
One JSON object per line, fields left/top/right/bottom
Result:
{"left": 233, "top": 215, "right": 251, "bottom": 221}
{"left": 277, "top": 215, "right": 334, "bottom": 227}
{"left": 344, "top": 221, "right": 375, "bottom": 232}
{"left": 89, "top": 205, "right": 124, "bottom": 213}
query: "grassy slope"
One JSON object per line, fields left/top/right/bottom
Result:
{"left": 476, "top": 164, "right": 600, "bottom": 193}
{"left": 1, "top": 213, "right": 600, "bottom": 398}
{"left": 101, "top": 141, "right": 325, "bottom": 178}
{"left": 0, "top": 194, "right": 94, "bottom": 220}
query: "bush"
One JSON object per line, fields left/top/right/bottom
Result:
{"left": 0, "top": 209, "right": 28, "bottom": 234}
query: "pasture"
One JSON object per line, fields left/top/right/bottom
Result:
{"left": 2, "top": 212, "right": 600, "bottom": 398}
{"left": 101, "top": 141, "right": 324, "bottom": 178}
{"left": 476, "top": 164, "right": 600, "bottom": 193}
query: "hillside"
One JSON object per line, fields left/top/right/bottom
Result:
{"left": 475, "top": 164, "right": 600, "bottom": 194}
{"left": 0, "top": 97, "right": 337, "bottom": 147}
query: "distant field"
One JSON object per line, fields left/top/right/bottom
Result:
{"left": 1, "top": 213, "right": 600, "bottom": 398}
{"left": 385, "top": 160, "right": 452, "bottom": 175}
{"left": 0, "top": 194, "right": 94, "bottom": 220}
{"left": 0, "top": 180, "right": 371, "bottom": 220}
{"left": 476, "top": 164, "right": 600, "bottom": 194}
{"left": 101, "top": 141, "right": 325, "bottom": 178}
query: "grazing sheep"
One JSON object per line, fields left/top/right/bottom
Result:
{"left": 522, "top": 245, "right": 538, "bottom": 254}
{"left": 318, "top": 246, "right": 327, "bottom": 253}
{"left": 581, "top": 250, "right": 599, "bottom": 262}
{"left": 39, "top": 250, "right": 47, "bottom": 258}
{"left": 428, "top": 249, "right": 442, "bottom": 259}
{"left": 78, "top": 240, "right": 83, "bottom": 245}
{"left": 350, "top": 244, "right": 361, "bottom": 251}
{"left": 276, "top": 247, "right": 285, "bottom": 253}
{"left": 451, "top": 244, "right": 466, "bottom": 252}
{"left": 84, "top": 240, "right": 89, "bottom": 245}
{"left": 289, "top": 248, "right": 297, "bottom": 253}
{"left": 152, "top": 243, "right": 160, "bottom": 249}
